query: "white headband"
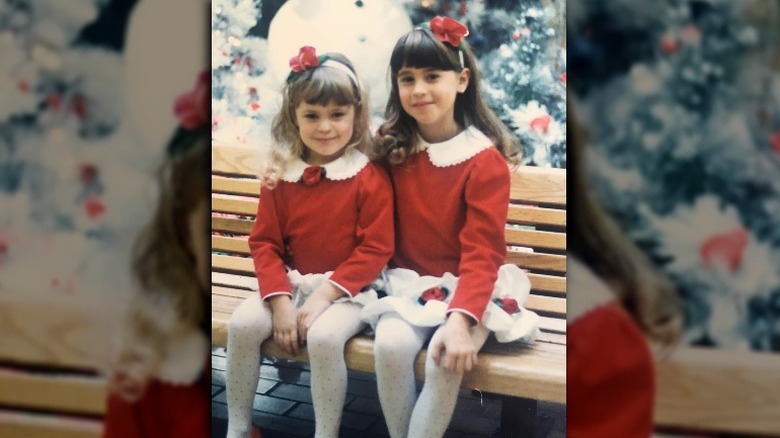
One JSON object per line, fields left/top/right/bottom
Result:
{"left": 321, "top": 59, "right": 359, "bottom": 88}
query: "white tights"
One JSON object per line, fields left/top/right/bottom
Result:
{"left": 225, "top": 294, "right": 365, "bottom": 438}
{"left": 374, "top": 312, "right": 490, "bottom": 438}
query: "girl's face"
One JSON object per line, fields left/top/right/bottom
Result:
{"left": 295, "top": 101, "right": 355, "bottom": 165}
{"left": 396, "top": 66, "right": 469, "bottom": 141}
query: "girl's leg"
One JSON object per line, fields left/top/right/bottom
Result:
{"left": 407, "top": 323, "right": 490, "bottom": 438}
{"left": 225, "top": 294, "right": 273, "bottom": 438}
{"left": 373, "top": 312, "right": 435, "bottom": 438}
{"left": 306, "top": 301, "right": 366, "bottom": 438}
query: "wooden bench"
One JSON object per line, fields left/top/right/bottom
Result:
{"left": 0, "top": 294, "right": 109, "bottom": 438}
{"left": 210, "top": 143, "right": 568, "bottom": 436}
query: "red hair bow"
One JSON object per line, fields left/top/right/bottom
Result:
{"left": 289, "top": 46, "right": 320, "bottom": 73}
{"left": 429, "top": 16, "right": 469, "bottom": 47}
{"left": 174, "top": 71, "right": 209, "bottom": 130}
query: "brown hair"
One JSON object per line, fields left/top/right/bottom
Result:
{"left": 263, "top": 52, "right": 372, "bottom": 187}
{"left": 129, "top": 138, "right": 208, "bottom": 354}
{"left": 376, "top": 27, "right": 519, "bottom": 166}
{"left": 568, "top": 100, "right": 682, "bottom": 346}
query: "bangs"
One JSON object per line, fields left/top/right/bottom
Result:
{"left": 390, "top": 29, "right": 460, "bottom": 73}
{"left": 295, "top": 67, "right": 357, "bottom": 107}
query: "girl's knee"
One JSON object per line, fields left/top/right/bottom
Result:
{"left": 306, "top": 327, "right": 343, "bottom": 354}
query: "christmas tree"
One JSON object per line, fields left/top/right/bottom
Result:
{"left": 210, "top": 0, "right": 567, "bottom": 168}
{"left": 211, "top": 0, "right": 273, "bottom": 146}
{"left": 570, "top": 0, "right": 780, "bottom": 351}
{"left": 0, "top": 0, "right": 150, "bottom": 299}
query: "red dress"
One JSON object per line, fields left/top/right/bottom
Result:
{"left": 102, "top": 373, "right": 209, "bottom": 438}
{"left": 248, "top": 149, "right": 394, "bottom": 300}
{"left": 103, "top": 324, "right": 210, "bottom": 438}
{"left": 389, "top": 126, "right": 511, "bottom": 322}
{"left": 567, "top": 257, "right": 655, "bottom": 437}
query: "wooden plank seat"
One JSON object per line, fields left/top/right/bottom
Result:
{"left": 210, "top": 144, "right": 568, "bottom": 435}
{"left": 0, "top": 295, "right": 108, "bottom": 438}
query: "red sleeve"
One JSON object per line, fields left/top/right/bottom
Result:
{"left": 447, "top": 149, "right": 510, "bottom": 322}
{"left": 568, "top": 303, "right": 655, "bottom": 437}
{"left": 329, "top": 163, "right": 395, "bottom": 296}
{"left": 247, "top": 185, "right": 292, "bottom": 300}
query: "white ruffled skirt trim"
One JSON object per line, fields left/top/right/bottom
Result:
{"left": 286, "top": 269, "right": 384, "bottom": 308}
{"left": 360, "top": 264, "right": 540, "bottom": 343}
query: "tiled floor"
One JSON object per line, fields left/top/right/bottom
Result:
{"left": 211, "top": 348, "right": 566, "bottom": 438}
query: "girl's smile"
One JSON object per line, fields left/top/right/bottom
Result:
{"left": 396, "top": 66, "right": 469, "bottom": 142}
{"left": 295, "top": 101, "right": 355, "bottom": 165}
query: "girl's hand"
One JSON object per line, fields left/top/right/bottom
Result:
{"left": 107, "top": 349, "right": 155, "bottom": 403}
{"left": 296, "top": 282, "right": 344, "bottom": 344}
{"left": 269, "top": 295, "right": 301, "bottom": 356}
{"left": 430, "top": 312, "right": 479, "bottom": 374}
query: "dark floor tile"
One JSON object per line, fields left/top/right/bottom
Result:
{"left": 287, "top": 403, "right": 376, "bottom": 431}
{"left": 213, "top": 392, "right": 296, "bottom": 416}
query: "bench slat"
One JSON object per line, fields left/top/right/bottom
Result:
{"left": 213, "top": 196, "right": 258, "bottom": 216}
{"left": 212, "top": 216, "right": 254, "bottom": 235}
{"left": 506, "top": 228, "right": 566, "bottom": 251}
{"left": 507, "top": 205, "right": 566, "bottom": 227}
{"left": 212, "top": 145, "right": 261, "bottom": 177}
{"left": 506, "top": 252, "right": 566, "bottom": 273}
{"left": 0, "top": 369, "right": 106, "bottom": 416}
{"left": 212, "top": 176, "right": 261, "bottom": 197}
{"left": 0, "top": 410, "right": 102, "bottom": 438}
{"left": 655, "top": 347, "right": 780, "bottom": 435}
{"left": 510, "top": 166, "right": 566, "bottom": 206}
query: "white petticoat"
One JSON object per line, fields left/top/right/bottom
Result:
{"left": 360, "top": 264, "right": 540, "bottom": 343}
{"left": 285, "top": 269, "right": 384, "bottom": 309}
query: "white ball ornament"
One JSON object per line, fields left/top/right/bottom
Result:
{"left": 267, "top": 0, "right": 412, "bottom": 113}
{"left": 123, "top": 0, "right": 209, "bottom": 153}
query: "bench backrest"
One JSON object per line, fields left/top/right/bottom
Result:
{"left": 211, "top": 144, "right": 566, "bottom": 338}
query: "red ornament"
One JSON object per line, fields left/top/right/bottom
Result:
{"left": 429, "top": 16, "right": 469, "bottom": 47}
{"left": 73, "top": 95, "right": 88, "bottom": 119}
{"left": 47, "top": 93, "right": 62, "bottom": 111}
{"left": 84, "top": 196, "right": 106, "bottom": 219}
{"left": 289, "top": 46, "right": 320, "bottom": 73}
{"left": 250, "top": 102, "right": 260, "bottom": 111}
{"left": 174, "top": 71, "right": 209, "bottom": 130}
{"left": 770, "top": 129, "right": 780, "bottom": 153}
{"left": 660, "top": 34, "right": 680, "bottom": 54}
{"left": 79, "top": 163, "right": 98, "bottom": 185}
{"left": 699, "top": 228, "right": 748, "bottom": 272}
{"left": 560, "top": 72, "right": 567, "bottom": 84}
{"left": 420, "top": 286, "right": 448, "bottom": 303}
{"left": 301, "top": 166, "right": 325, "bottom": 186}
{"left": 530, "top": 114, "right": 552, "bottom": 133}
{"left": 248, "top": 87, "right": 257, "bottom": 95}
{"left": 680, "top": 25, "right": 701, "bottom": 44}
{"left": 501, "top": 297, "right": 519, "bottom": 314}
{"left": 512, "top": 31, "right": 521, "bottom": 41}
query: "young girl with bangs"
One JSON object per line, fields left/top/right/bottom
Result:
{"left": 361, "top": 17, "right": 541, "bottom": 438}
{"left": 225, "top": 47, "right": 394, "bottom": 438}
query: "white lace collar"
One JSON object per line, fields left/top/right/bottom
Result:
{"left": 420, "top": 126, "right": 494, "bottom": 167}
{"left": 281, "top": 148, "right": 369, "bottom": 182}
{"left": 567, "top": 256, "right": 616, "bottom": 324}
